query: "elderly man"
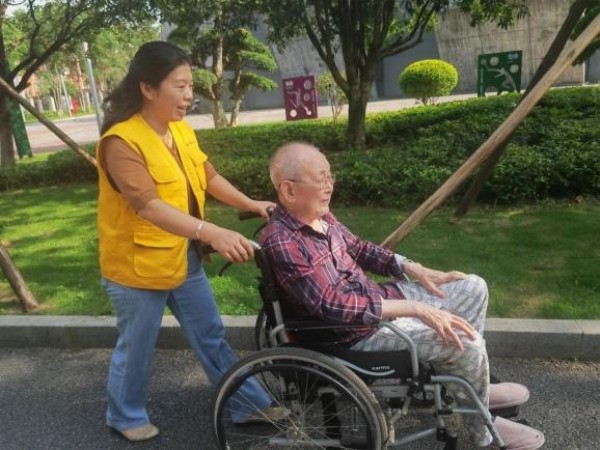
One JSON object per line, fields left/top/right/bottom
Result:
{"left": 260, "top": 141, "right": 544, "bottom": 450}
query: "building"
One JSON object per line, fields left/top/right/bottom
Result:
{"left": 241, "top": 0, "right": 600, "bottom": 111}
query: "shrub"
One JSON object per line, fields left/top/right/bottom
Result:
{"left": 0, "top": 145, "right": 97, "bottom": 191}
{"left": 3, "top": 86, "right": 600, "bottom": 207}
{"left": 316, "top": 72, "right": 348, "bottom": 123}
{"left": 398, "top": 59, "right": 459, "bottom": 105}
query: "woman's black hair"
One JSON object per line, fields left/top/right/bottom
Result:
{"left": 101, "top": 41, "right": 191, "bottom": 134}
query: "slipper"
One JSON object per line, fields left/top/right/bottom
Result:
{"left": 493, "top": 416, "right": 545, "bottom": 450}
{"left": 490, "top": 382, "right": 530, "bottom": 410}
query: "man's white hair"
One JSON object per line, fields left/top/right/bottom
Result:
{"left": 269, "top": 141, "right": 322, "bottom": 189}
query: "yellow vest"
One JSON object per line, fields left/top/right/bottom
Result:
{"left": 97, "top": 113, "right": 208, "bottom": 289}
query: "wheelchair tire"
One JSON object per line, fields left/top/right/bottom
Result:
{"left": 254, "top": 306, "right": 271, "bottom": 350}
{"left": 212, "top": 347, "right": 387, "bottom": 449}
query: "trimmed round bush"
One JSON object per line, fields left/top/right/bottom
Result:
{"left": 398, "top": 59, "right": 459, "bottom": 105}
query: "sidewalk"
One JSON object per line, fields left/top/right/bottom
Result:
{"left": 1, "top": 315, "right": 599, "bottom": 360}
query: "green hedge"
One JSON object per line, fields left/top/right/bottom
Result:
{"left": 2, "top": 86, "right": 600, "bottom": 207}
{"left": 0, "top": 145, "right": 98, "bottom": 192}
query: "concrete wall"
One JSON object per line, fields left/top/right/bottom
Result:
{"left": 587, "top": 49, "right": 600, "bottom": 83}
{"left": 380, "top": 32, "right": 440, "bottom": 98}
{"left": 435, "top": 0, "right": 584, "bottom": 93}
{"left": 266, "top": 33, "right": 347, "bottom": 106}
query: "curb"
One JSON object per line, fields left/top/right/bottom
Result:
{"left": 0, "top": 316, "right": 599, "bottom": 360}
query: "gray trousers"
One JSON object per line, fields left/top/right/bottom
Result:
{"left": 351, "top": 274, "right": 492, "bottom": 446}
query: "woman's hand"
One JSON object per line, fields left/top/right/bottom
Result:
{"left": 198, "top": 222, "right": 255, "bottom": 263}
{"left": 245, "top": 200, "right": 277, "bottom": 220}
{"left": 404, "top": 262, "right": 466, "bottom": 298}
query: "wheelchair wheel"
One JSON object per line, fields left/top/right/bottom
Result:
{"left": 212, "top": 347, "right": 387, "bottom": 449}
{"left": 254, "top": 306, "right": 271, "bottom": 350}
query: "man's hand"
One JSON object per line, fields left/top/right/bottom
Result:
{"left": 414, "top": 303, "right": 477, "bottom": 351}
{"left": 404, "top": 262, "right": 466, "bottom": 298}
{"left": 381, "top": 300, "right": 477, "bottom": 351}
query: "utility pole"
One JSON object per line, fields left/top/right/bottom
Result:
{"left": 82, "top": 42, "right": 102, "bottom": 133}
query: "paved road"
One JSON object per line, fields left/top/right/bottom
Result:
{"left": 1, "top": 347, "right": 598, "bottom": 449}
{"left": 24, "top": 94, "right": 476, "bottom": 153}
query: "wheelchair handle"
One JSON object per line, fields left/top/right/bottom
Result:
{"left": 199, "top": 207, "right": 272, "bottom": 256}
{"left": 238, "top": 206, "right": 274, "bottom": 221}
{"left": 199, "top": 239, "right": 261, "bottom": 257}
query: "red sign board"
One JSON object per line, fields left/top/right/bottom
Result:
{"left": 283, "top": 75, "right": 318, "bottom": 121}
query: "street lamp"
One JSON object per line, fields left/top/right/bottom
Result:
{"left": 82, "top": 42, "right": 102, "bottom": 133}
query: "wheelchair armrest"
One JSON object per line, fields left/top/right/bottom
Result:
{"left": 378, "top": 321, "right": 420, "bottom": 380}
{"left": 284, "top": 318, "right": 373, "bottom": 331}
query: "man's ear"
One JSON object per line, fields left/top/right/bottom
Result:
{"left": 278, "top": 180, "right": 296, "bottom": 204}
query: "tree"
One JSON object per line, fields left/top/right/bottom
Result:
{"left": 0, "top": 0, "right": 153, "bottom": 167}
{"left": 86, "top": 22, "right": 160, "bottom": 94}
{"left": 263, "top": 0, "right": 528, "bottom": 149}
{"left": 159, "top": 0, "right": 277, "bottom": 128}
{"left": 225, "top": 29, "right": 277, "bottom": 126}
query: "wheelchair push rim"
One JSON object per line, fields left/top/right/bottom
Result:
{"left": 212, "top": 347, "right": 387, "bottom": 449}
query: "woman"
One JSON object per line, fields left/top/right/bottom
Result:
{"left": 97, "top": 41, "right": 279, "bottom": 441}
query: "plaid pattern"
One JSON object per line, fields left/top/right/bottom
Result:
{"left": 260, "top": 206, "right": 406, "bottom": 344}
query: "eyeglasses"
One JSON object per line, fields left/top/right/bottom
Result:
{"left": 285, "top": 173, "right": 336, "bottom": 190}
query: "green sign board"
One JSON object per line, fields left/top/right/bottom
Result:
{"left": 477, "top": 50, "right": 522, "bottom": 97}
{"left": 9, "top": 99, "right": 32, "bottom": 159}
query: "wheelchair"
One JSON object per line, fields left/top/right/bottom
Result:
{"left": 210, "top": 214, "right": 514, "bottom": 449}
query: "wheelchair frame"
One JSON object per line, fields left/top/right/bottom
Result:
{"left": 211, "top": 238, "right": 508, "bottom": 449}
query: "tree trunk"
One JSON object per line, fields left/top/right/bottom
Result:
{"left": 211, "top": 99, "right": 228, "bottom": 128}
{"left": 451, "top": 0, "right": 589, "bottom": 222}
{"left": 345, "top": 83, "right": 370, "bottom": 148}
{"left": 0, "top": 242, "right": 39, "bottom": 312}
{"left": 0, "top": 93, "right": 15, "bottom": 168}
{"left": 229, "top": 99, "right": 242, "bottom": 127}
{"left": 381, "top": 12, "right": 600, "bottom": 249}
{"left": 0, "top": 9, "right": 15, "bottom": 168}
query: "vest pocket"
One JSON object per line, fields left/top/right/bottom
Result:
{"left": 186, "top": 145, "right": 207, "bottom": 190}
{"left": 133, "top": 231, "right": 184, "bottom": 278}
{"left": 148, "top": 165, "right": 188, "bottom": 212}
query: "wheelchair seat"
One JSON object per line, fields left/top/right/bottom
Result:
{"left": 287, "top": 342, "right": 416, "bottom": 380}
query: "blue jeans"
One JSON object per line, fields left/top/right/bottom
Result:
{"left": 103, "top": 245, "right": 270, "bottom": 431}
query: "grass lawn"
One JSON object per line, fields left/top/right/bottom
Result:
{"left": 0, "top": 183, "right": 598, "bottom": 319}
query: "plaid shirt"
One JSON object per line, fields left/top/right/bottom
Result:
{"left": 260, "top": 206, "right": 407, "bottom": 344}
